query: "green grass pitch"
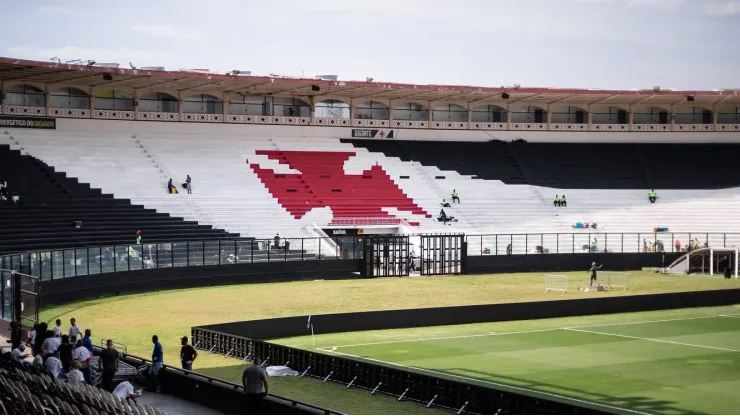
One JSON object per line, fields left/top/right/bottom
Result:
{"left": 39, "top": 271, "right": 740, "bottom": 414}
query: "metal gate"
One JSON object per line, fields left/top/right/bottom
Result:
{"left": 419, "top": 234, "right": 465, "bottom": 275}
{"left": 362, "top": 235, "right": 410, "bottom": 278}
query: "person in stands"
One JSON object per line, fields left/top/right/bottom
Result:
{"left": 9, "top": 320, "right": 23, "bottom": 350}
{"left": 58, "top": 335, "right": 74, "bottom": 373}
{"left": 242, "top": 356, "right": 269, "bottom": 412}
{"left": 10, "top": 344, "right": 30, "bottom": 367}
{"left": 41, "top": 329, "right": 61, "bottom": 354}
{"left": 273, "top": 233, "right": 280, "bottom": 250}
{"left": 99, "top": 339, "right": 120, "bottom": 392}
{"left": 136, "top": 230, "right": 143, "bottom": 245}
{"left": 53, "top": 319, "right": 62, "bottom": 338}
{"left": 45, "top": 350, "right": 63, "bottom": 378}
{"left": 675, "top": 239, "right": 681, "bottom": 252}
{"left": 180, "top": 336, "right": 198, "bottom": 371}
{"left": 451, "top": 189, "right": 460, "bottom": 203}
{"left": 554, "top": 195, "right": 560, "bottom": 207}
{"left": 113, "top": 381, "right": 143, "bottom": 400}
{"left": 66, "top": 361, "right": 85, "bottom": 384}
{"left": 186, "top": 175, "right": 192, "bottom": 194}
{"left": 560, "top": 195, "right": 567, "bottom": 207}
{"left": 73, "top": 339, "right": 92, "bottom": 384}
{"left": 648, "top": 189, "right": 657, "bottom": 203}
{"left": 150, "top": 335, "right": 164, "bottom": 394}
{"left": 69, "top": 318, "right": 82, "bottom": 344}
{"left": 82, "top": 329, "right": 93, "bottom": 354}
{"left": 440, "top": 199, "right": 451, "bottom": 207}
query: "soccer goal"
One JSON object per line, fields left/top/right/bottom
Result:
{"left": 606, "top": 271, "right": 630, "bottom": 290}
{"left": 545, "top": 274, "right": 568, "bottom": 293}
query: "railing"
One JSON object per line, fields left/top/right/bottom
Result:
{"left": 2, "top": 232, "right": 736, "bottom": 282}
{"left": 0, "top": 236, "right": 365, "bottom": 281}
{"left": 466, "top": 231, "right": 740, "bottom": 256}
{"left": 328, "top": 216, "right": 403, "bottom": 226}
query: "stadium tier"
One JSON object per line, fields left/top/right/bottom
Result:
{"left": 5, "top": 130, "right": 740, "bottom": 250}
{"left": 0, "top": 143, "right": 237, "bottom": 253}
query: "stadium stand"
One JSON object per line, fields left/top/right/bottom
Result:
{"left": 0, "top": 361, "right": 166, "bottom": 415}
{"left": 8, "top": 132, "right": 740, "bottom": 247}
{"left": 0, "top": 142, "right": 237, "bottom": 253}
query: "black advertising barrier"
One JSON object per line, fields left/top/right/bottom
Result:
{"left": 192, "top": 288, "right": 740, "bottom": 414}
{"left": 0, "top": 115, "right": 56, "bottom": 129}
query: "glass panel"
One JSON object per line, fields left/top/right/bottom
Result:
{"left": 172, "top": 242, "right": 188, "bottom": 267}
{"left": 75, "top": 249, "right": 88, "bottom": 276}
{"left": 101, "top": 246, "right": 116, "bottom": 274}
{"left": 236, "top": 240, "right": 253, "bottom": 264}
{"left": 203, "top": 242, "right": 219, "bottom": 266}
{"left": 29, "top": 253, "right": 40, "bottom": 277}
{"left": 2, "top": 271, "right": 12, "bottom": 320}
{"left": 39, "top": 252, "right": 52, "bottom": 280}
{"left": 188, "top": 242, "right": 204, "bottom": 267}
{"left": 218, "top": 240, "right": 236, "bottom": 265}
{"left": 88, "top": 247, "right": 101, "bottom": 275}
{"left": 63, "top": 250, "right": 76, "bottom": 277}
{"left": 115, "top": 245, "right": 131, "bottom": 272}
{"left": 157, "top": 243, "right": 172, "bottom": 268}
{"left": 51, "top": 251, "right": 64, "bottom": 279}
{"left": 142, "top": 244, "right": 157, "bottom": 269}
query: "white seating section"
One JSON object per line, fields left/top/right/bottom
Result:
{"left": 7, "top": 130, "right": 740, "bottom": 255}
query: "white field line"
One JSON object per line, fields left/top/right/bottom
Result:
{"left": 719, "top": 314, "right": 740, "bottom": 318}
{"left": 318, "top": 347, "right": 649, "bottom": 415}
{"left": 322, "top": 314, "right": 728, "bottom": 350}
{"left": 565, "top": 328, "right": 740, "bottom": 352}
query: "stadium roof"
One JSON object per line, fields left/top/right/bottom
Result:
{"left": 1, "top": 57, "right": 739, "bottom": 107}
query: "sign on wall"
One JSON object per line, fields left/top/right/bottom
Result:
{"left": 323, "top": 228, "right": 365, "bottom": 236}
{"left": 351, "top": 129, "right": 394, "bottom": 139}
{"left": 0, "top": 116, "right": 56, "bottom": 130}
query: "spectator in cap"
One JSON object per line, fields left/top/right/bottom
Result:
{"left": 180, "top": 336, "right": 198, "bottom": 371}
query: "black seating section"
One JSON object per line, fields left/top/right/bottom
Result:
{"left": 0, "top": 145, "right": 238, "bottom": 254}
{"left": 0, "top": 359, "right": 167, "bottom": 415}
{"left": 343, "top": 139, "right": 740, "bottom": 189}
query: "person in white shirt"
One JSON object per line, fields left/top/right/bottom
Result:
{"left": 45, "top": 351, "right": 63, "bottom": 378}
{"left": 42, "top": 334, "right": 61, "bottom": 354}
{"left": 66, "top": 361, "right": 85, "bottom": 384}
{"left": 11, "top": 345, "right": 30, "bottom": 365}
{"left": 53, "top": 319, "right": 62, "bottom": 338}
{"left": 112, "top": 381, "right": 142, "bottom": 400}
{"left": 69, "top": 318, "right": 82, "bottom": 343}
{"left": 28, "top": 327, "right": 37, "bottom": 347}
{"left": 73, "top": 341, "right": 92, "bottom": 384}
{"left": 33, "top": 351, "right": 45, "bottom": 368}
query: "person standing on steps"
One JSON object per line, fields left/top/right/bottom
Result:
{"left": 186, "top": 175, "right": 192, "bottom": 194}
{"left": 136, "top": 230, "right": 142, "bottom": 245}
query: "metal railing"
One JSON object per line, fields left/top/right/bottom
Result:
{"left": 466, "top": 231, "right": 740, "bottom": 256}
{"left": 2, "top": 232, "right": 737, "bottom": 283}
{"left": 0, "top": 236, "right": 367, "bottom": 281}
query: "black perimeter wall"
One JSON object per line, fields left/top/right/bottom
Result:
{"left": 39, "top": 253, "right": 681, "bottom": 306}
{"left": 199, "top": 288, "right": 740, "bottom": 341}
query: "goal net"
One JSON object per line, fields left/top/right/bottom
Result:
{"left": 545, "top": 274, "right": 568, "bottom": 293}
{"left": 606, "top": 271, "right": 630, "bottom": 290}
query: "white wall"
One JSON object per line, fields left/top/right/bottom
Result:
{"left": 23, "top": 117, "right": 740, "bottom": 144}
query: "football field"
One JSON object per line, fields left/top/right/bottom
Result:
{"left": 279, "top": 306, "right": 740, "bottom": 415}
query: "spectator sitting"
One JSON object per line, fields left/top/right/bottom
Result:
{"left": 451, "top": 189, "right": 460, "bottom": 203}
{"left": 648, "top": 189, "right": 657, "bottom": 203}
{"left": 33, "top": 349, "right": 46, "bottom": 368}
{"left": 66, "top": 361, "right": 85, "bottom": 384}
{"left": 554, "top": 195, "right": 561, "bottom": 207}
{"left": 167, "top": 178, "right": 178, "bottom": 194}
{"left": 45, "top": 350, "right": 64, "bottom": 378}
{"left": 10, "top": 344, "right": 30, "bottom": 367}
{"left": 440, "top": 199, "right": 451, "bottom": 207}
{"left": 560, "top": 195, "right": 567, "bottom": 207}
{"left": 113, "top": 381, "right": 143, "bottom": 400}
